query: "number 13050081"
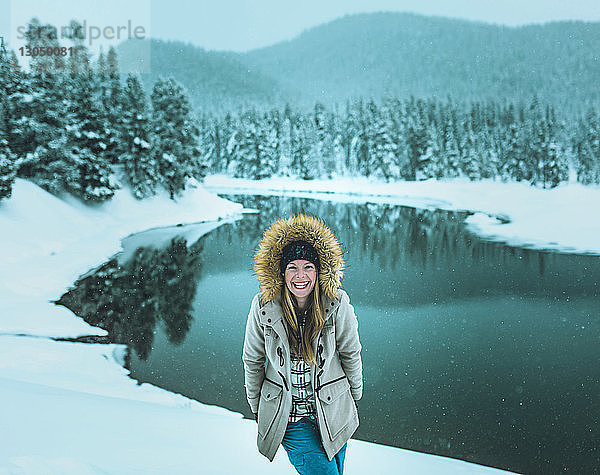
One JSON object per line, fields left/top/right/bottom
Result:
{"left": 19, "top": 46, "right": 74, "bottom": 57}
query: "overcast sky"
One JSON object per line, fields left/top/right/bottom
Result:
{"left": 2, "top": 0, "right": 600, "bottom": 54}
{"left": 150, "top": 0, "right": 600, "bottom": 51}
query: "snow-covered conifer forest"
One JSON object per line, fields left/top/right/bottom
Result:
{"left": 2, "top": 18, "right": 600, "bottom": 205}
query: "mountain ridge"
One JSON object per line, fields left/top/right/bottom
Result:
{"left": 118, "top": 12, "right": 600, "bottom": 114}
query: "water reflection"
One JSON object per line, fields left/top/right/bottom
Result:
{"left": 57, "top": 237, "right": 203, "bottom": 359}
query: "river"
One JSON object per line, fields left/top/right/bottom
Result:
{"left": 57, "top": 193, "right": 600, "bottom": 474}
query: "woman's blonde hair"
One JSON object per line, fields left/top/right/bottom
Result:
{"left": 281, "top": 273, "right": 325, "bottom": 366}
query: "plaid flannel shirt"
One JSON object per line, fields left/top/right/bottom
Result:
{"left": 288, "top": 312, "right": 317, "bottom": 422}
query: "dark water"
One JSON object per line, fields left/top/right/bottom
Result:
{"left": 58, "top": 194, "right": 600, "bottom": 474}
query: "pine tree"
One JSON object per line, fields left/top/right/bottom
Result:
{"left": 61, "top": 36, "right": 116, "bottom": 201}
{"left": 102, "top": 46, "right": 124, "bottom": 164}
{"left": 527, "top": 104, "right": 567, "bottom": 188}
{"left": 96, "top": 48, "right": 108, "bottom": 83}
{"left": 369, "top": 100, "right": 398, "bottom": 180}
{"left": 0, "top": 39, "right": 17, "bottom": 199}
{"left": 501, "top": 120, "right": 527, "bottom": 182}
{"left": 312, "top": 102, "right": 335, "bottom": 178}
{"left": 0, "top": 43, "right": 26, "bottom": 164}
{"left": 225, "top": 114, "right": 243, "bottom": 176}
{"left": 345, "top": 99, "right": 364, "bottom": 176}
{"left": 196, "top": 112, "right": 216, "bottom": 175}
{"left": 290, "top": 115, "right": 314, "bottom": 179}
{"left": 15, "top": 67, "right": 79, "bottom": 195}
{"left": 539, "top": 142, "right": 564, "bottom": 188}
{"left": 258, "top": 110, "right": 280, "bottom": 178}
{"left": 278, "top": 106, "right": 293, "bottom": 176}
{"left": 120, "top": 74, "right": 156, "bottom": 198}
{"left": 0, "top": 138, "right": 15, "bottom": 200}
{"left": 340, "top": 100, "right": 354, "bottom": 175}
{"left": 405, "top": 99, "right": 432, "bottom": 180}
{"left": 15, "top": 19, "right": 68, "bottom": 172}
{"left": 201, "top": 113, "right": 218, "bottom": 173}
{"left": 0, "top": 93, "right": 16, "bottom": 199}
{"left": 331, "top": 126, "right": 347, "bottom": 177}
{"left": 64, "top": 20, "right": 90, "bottom": 76}
{"left": 574, "top": 108, "right": 600, "bottom": 185}
{"left": 25, "top": 136, "right": 80, "bottom": 195}
{"left": 480, "top": 135, "right": 500, "bottom": 179}
{"left": 106, "top": 47, "right": 122, "bottom": 110}
{"left": 523, "top": 97, "right": 545, "bottom": 183}
{"left": 460, "top": 123, "right": 482, "bottom": 180}
{"left": 232, "top": 109, "right": 259, "bottom": 178}
{"left": 16, "top": 71, "right": 67, "bottom": 177}
{"left": 15, "top": 59, "right": 76, "bottom": 195}
{"left": 443, "top": 137, "right": 461, "bottom": 179}
{"left": 23, "top": 18, "right": 65, "bottom": 74}
{"left": 352, "top": 99, "right": 371, "bottom": 177}
{"left": 442, "top": 112, "right": 461, "bottom": 178}
{"left": 386, "top": 97, "right": 410, "bottom": 180}
{"left": 150, "top": 78, "right": 201, "bottom": 198}
{"left": 217, "top": 112, "right": 235, "bottom": 173}
{"left": 322, "top": 108, "right": 340, "bottom": 178}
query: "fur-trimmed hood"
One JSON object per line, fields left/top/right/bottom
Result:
{"left": 253, "top": 214, "right": 345, "bottom": 304}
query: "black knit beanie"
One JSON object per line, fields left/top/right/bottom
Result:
{"left": 280, "top": 240, "right": 320, "bottom": 276}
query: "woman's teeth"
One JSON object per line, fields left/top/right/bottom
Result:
{"left": 293, "top": 282, "right": 309, "bottom": 289}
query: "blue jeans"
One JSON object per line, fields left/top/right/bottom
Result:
{"left": 281, "top": 416, "right": 347, "bottom": 475}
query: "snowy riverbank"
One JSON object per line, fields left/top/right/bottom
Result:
{"left": 205, "top": 174, "right": 600, "bottom": 256}
{"left": 0, "top": 176, "right": 520, "bottom": 473}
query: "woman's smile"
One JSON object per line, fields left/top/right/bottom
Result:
{"left": 292, "top": 281, "right": 309, "bottom": 289}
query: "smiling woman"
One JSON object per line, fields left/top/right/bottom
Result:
{"left": 242, "top": 213, "right": 363, "bottom": 475}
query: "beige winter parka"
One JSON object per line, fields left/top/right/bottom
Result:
{"left": 242, "top": 214, "right": 363, "bottom": 462}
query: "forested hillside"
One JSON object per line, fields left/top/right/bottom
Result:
{"left": 118, "top": 12, "right": 600, "bottom": 114}
{"left": 2, "top": 15, "right": 600, "bottom": 205}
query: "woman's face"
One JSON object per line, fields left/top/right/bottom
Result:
{"left": 284, "top": 259, "right": 317, "bottom": 304}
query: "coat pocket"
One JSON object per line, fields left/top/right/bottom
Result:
{"left": 317, "top": 376, "right": 355, "bottom": 440}
{"left": 258, "top": 378, "right": 283, "bottom": 438}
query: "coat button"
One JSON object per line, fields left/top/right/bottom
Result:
{"left": 261, "top": 311, "right": 265, "bottom": 315}
{"left": 268, "top": 318, "right": 271, "bottom": 323}
{"left": 327, "top": 396, "right": 331, "bottom": 400}
{"left": 331, "top": 302, "right": 334, "bottom": 306}
{"left": 267, "top": 393, "right": 271, "bottom": 398}
{"left": 325, "top": 309, "right": 328, "bottom": 313}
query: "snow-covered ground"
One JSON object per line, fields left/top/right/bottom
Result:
{"left": 205, "top": 174, "right": 600, "bottom": 255}
{"left": 0, "top": 174, "right": 550, "bottom": 474}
